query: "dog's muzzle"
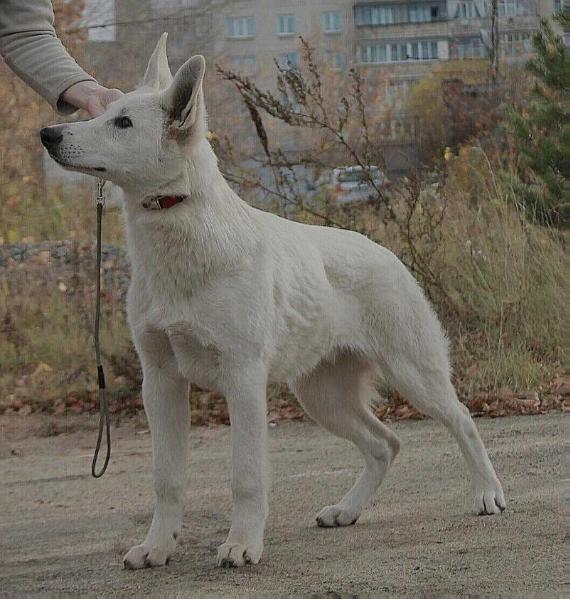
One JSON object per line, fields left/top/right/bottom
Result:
{"left": 40, "top": 126, "right": 64, "bottom": 150}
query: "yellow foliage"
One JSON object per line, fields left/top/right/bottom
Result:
{"left": 407, "top": 76, "right": 448, "bottom": 163}
{"left": 0, "top": 0, "right": 88, "bottom": 243}
{"left": 407, "top": 60, "right": 491, "bottom": 164}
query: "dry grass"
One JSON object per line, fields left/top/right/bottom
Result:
{"left": 0, "top": 150, "right": 566, "bottom": 419}
{"left": 430, "top": 147, "right": 565, "bottom": 396}
{"left": 299, "top": 145, "right": 566, "bottom": 402}
{"left": 0, "top": 255, "right": 133, "bottom": 410}
{"left": 0, "top": 183, "right": 125, "bottom": 245}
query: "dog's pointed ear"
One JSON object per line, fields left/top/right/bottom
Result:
{"left": 161, "top": 55, "right": 206, "bottom": 134}
{"left": 141, "top": 33, "right": 172, "bottom": 90}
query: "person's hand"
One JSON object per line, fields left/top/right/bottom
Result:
{"left": 62, "top": 81, "right": 123, "bottom": 118}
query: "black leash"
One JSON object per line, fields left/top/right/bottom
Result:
{"left": 91, "top": 179, "right": 111, "bottom": 478}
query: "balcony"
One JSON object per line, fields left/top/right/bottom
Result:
{"left": 354, "top": 2, "right": 449, "bottom": 27}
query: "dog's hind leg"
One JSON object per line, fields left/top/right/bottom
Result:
{"left": 290, "top": 351, "right": 400, "bottom": 527}
{"left": 375, "top": 301, "right": 506, "bottom": 516}
{"left": 123, "top": 330, "right": 189, "bottom": 569}
{"left": 386, "top": 358, "right": 506, "bottom": 515}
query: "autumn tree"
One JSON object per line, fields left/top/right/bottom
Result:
{"left": 0, "top": 0, "right": 88, "bottom": 242}
{"left": 407, "top": 60, "right": 500, "bottom": 165}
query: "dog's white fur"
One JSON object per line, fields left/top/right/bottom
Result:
{"left": 43, "top": 35, "right": 505, "bottom": 569}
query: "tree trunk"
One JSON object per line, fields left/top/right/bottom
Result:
{"left": 489, "top": 0, "right": 500, "bottom": 88}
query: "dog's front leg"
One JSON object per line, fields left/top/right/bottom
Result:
{"left": 124, "top": 355, "right": 189, "bottom": 569}
{"left": 217, "top": 368, "right": 269, "bottom": 567}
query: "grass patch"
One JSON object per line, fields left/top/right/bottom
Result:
{"left": 0, "top": 156, "right": 566, "bottom": 418}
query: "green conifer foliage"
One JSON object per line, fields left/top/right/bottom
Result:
{"left": 504, "top": 17, "right": 569, "bottom": 226}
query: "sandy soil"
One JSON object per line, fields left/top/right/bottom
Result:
{"left": 0, "top": 413, "right": 564, "bottom": 596}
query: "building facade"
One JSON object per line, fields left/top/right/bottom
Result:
{"left": 86, "top": 0, "right": 560, "bottom": 87}
{"left": 81, "top": 0, "right": 560, "bottom": 174}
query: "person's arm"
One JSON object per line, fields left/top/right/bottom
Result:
{"left": 0, "top": 0, "right": 120, "bottom": 116}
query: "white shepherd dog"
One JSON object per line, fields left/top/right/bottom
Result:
{"left": 41, "top": 34, "right": 505, "bottom": 570}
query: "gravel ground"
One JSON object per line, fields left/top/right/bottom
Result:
{"left": 0, "top": 413, "right": 564, "bottom": 596}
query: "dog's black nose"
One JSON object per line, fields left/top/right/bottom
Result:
{"left": 40, "top": 127, "right": 63, "bottom": 147}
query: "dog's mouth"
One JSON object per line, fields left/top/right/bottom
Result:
{"left": 50, "top": 154, "right": 107, "bottom": 173}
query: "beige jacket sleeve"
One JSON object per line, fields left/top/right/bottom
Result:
{"left": 0, "top": 0, "right": 96, "bottom": 114}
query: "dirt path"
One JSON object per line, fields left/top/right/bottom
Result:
{"left": 0, "top": 413, "right": 564, "bottom": 596}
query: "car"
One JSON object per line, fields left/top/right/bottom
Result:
{"left": 330, "top": 165, "right": 390, "bottom": 204}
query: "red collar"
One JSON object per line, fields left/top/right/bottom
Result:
{"left": 142, "top": 195, "right": 187, "bottom": 210}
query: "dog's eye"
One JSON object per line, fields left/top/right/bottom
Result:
{"left": 114, "top": 116, "right": 133, "bottom": 129}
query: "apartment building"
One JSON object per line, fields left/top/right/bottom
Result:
{"left": 210, "top": 0, "right": 556, "bottom": 87}
{"left": 210, "top": 1, "right": 354, "bottom": 76}
{"left": 81, "top": 0, "right": 559, "bottom": 174}
{"left": 352, "top": 0, "right": 555, "bottom": 105}
{"left": 86, "top": 0, "right": 558, "bottom": 93}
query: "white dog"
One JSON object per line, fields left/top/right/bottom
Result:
{"left": 40, "top": 34, "right": 505, "bottom": 569}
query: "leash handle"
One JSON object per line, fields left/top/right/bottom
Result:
{"left": 92, "top": 179, "right": 111, "bottom": 478}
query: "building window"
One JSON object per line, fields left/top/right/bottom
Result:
{"left": 359, "top": 40, "right": 439, "bottom": 63}
{"left": 498, "top": 0, "right": 515, "bottom": 15}
{"left": 355, "top": 3, "right": 445, "bottom": 26}
{"left": 334, "top": 52, "right": 346, "bottom": 70}
{"left": 497, "top": 0, "right": 531, "bottom": 16}
{"left": 326, "top": 50, "right": 347, "bottom": 69}
{"left": 232, "top": 55, "right": 256, "bottom": 69}
{"left": 360, "top": 43, "right": 387, "bottom": 63}
{"left": 409, "top": 4, "right": 430, "bottom": 22}
{"left": 430, "top": 41, "right": 438, "bottom": 58}
{"left": 278, "top": 52, "right": 300, "bottom": 70}
{"left": 322, "top": 11, "right": 342, "bottom": 33}
{"left": 391, "top": 43, "right": 408, "bottom": 61}
{"left": 326, "top": 51, "right": 346, "bottom": 69}
{"left": 226, "top": 16, "right": 255, "bottom": 38}
{"left": 454, "top": 1, "right": 482, "bottom": 18}
{"left": 554, "top": 0, "right": 562, "bottom": 12}
{"left": 386, "top": 78, "right": 418, "bottom": 101}
{"left": 450, "top": 36, "right": 488, "bottom": 58}
{"left": 471, "top": 38, "right": 483, "bottom": 57}
{"left": 501, "top": 31, "right": 532, "bottom": 55}
{"left": 277, "top": 14, "right": 296, "bottom": 35}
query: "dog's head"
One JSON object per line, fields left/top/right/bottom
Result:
{"left": 40, "top": 34, "right": 207, "bottom": 192}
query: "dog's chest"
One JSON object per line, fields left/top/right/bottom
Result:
{"left": 130, "top": 264, "right": 260, "bottom": 389}
{"left": 164, "top": 321, "right": 222, "bottom": 390}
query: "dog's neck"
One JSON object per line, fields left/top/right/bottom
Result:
{"left": 122, "top": 140, "right": 258, "bottom": 292}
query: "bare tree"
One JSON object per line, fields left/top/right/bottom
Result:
{"left": 216, "top": 38, "right": 453, "bottom": 307}
{"left": 489, "top": 0, "right": 500, "bottom": 86}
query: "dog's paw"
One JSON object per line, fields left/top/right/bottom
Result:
{"left": 123, "top": 543, "right": 173, "bottom": 570}
{"left": 217, "top": 540, "right": 263, "bottom": 568}
{"left": 474, "top": 480, "right": 507, "bottom": 515}
{"left": 316, "top": 505, "right": 360, "bottom": 528}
